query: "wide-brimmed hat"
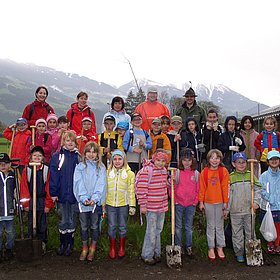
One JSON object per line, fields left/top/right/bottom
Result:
{"left": 184, "top": 87, "right": 197, "bottom": 97}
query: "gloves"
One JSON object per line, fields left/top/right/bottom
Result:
{"left": 129, "top": 207, "right": 136, "bottom": 216}
{"left": 229, "top": 146, "right": 239, "bottom": 152}
{"left": 235, "top": 137, "right": 242, "bottom": 146}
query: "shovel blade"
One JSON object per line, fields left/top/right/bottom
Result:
{"left": 245, "top": 239, "right": 263, "bottom": 266}
{"left": 32, "top": 239, "right": 43, "bottom": 260}
{"left": 166, "top": 245, "right": 182, "bottom": 268}
{"left": 14, "top": 238, "right": 33, "bottom": 262}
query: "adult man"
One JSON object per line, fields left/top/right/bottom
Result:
{"left": 134, "top": 86, "right": 170, "bottom": 131}
{"left": 176, "top": 87, "right": 206, "bottom": 130}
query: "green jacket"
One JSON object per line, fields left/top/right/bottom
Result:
{"left": 228, "top": 170, "right": 261, "bottom": 215}
{"left": 176, "top": 101, "right": 206, "bottom": 130}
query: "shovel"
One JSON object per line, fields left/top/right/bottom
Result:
{"left": 29, "top": 162, "right": 43, "bottom": 259}
{"left": 245, "top": 159, "right": 263, "bottom": 266}
{"left": 166, "top": 167, "right": 182, "bottom": 268}
{"left": 13, "top": 160, "right": 33, "bottom": 262}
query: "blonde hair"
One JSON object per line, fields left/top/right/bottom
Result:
{"left": 206, "top": 149, "right": 224, "bottom": 168}
{"left": 82, "top": 142, "right": 103, "bottom": 170}
{"left": 107, "top": 151, "right": 128, "bottom": 172}
{"left": 61, "top": 131, "right": 77, "bottom": 147}
{"left": 263, "top": 116, "right": 277, "bottom": 130}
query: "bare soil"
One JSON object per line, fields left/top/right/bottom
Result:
{"left": 1, "top": 250, "right": 280, "bottom": 280}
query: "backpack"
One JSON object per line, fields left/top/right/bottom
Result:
{"left": 27, "top": 165, "right": 48, "bottom": 184}
{"left": 29, "top": 103, "right": 51, "bottom": 120}
{"left": 203, "top": 166, "right": 224, "bottom": 184}
{"left": 175, "top": 169, "right": 199, "bottom": 185}
{"left": 134, "top": 163, "right": 153, "bottom": 197}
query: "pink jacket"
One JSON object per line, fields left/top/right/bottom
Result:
{"left": 46, "top": 128, "right": 60, "bottom": 154}
{"left": 175, "top": 169, "right": 200, "bottom": 207}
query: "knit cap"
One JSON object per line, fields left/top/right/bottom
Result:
{"left": 116, "top": 121, "right": 129, "bottom": 131}
{"left": 152, "top": 151, "right": 168, "bottom": 162}
{"left": 46, "top": 113, "right": 58, "bottom": 123}
{"left": 35, "top": 118, "right": 47, "bottom": 127}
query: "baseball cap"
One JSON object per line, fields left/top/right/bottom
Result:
{"left": 267, "top": 150, "right": 280, "bottom": 160}
{"left": 147, "top": 86, "right": 158, "bottom": 93}
{"left": 131, "top": 113, "right": 142, "bottom": 120}
{"left": 116, "top": 121, "right": 129, "bottom": 130}
{"left": 171, "top": 116, "right": 183, "bottom": 123}
{"left": 104, "top": 115, "right": 116, "bottom": 123}
{"left": 16, "top": 117, "right": 27, "bottom": 125}
{"left": 0, "top": 153, "right": 11, "bottom": 163}
{"left": 232, "top": 152, "right": 247, "bottom": 162}
{"left": 152, "top": 118, "right": 161, "bottom": 124}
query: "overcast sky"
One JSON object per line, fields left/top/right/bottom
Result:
{"left": 1, "top": 0, "right": 279, "bottom": 106}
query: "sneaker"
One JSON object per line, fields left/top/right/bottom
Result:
{"left": 267, "top": 244, "right": 275, "bottom": 254}
{"left": 153, "top": 255, "right": 161, "bottom": 263}
{"left": 186, "top": 247, "right": 195, "bottom": 259}
{"left": 236, "top": 255, "right": 245, "bottom": 263}
{"left": 142, "top": 257, "right": 156, "bottom": 265}
{"left": 42, "top": 242, "right": 47, "bottom": 255}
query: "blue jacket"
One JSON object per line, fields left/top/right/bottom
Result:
{"left": 73, "top": 160, "right": 107, "bottom": 212}
{"left": 259, "top": 167, "right": 280, "bottom": 211}
{"left": 50, "top": 147, "right": 80, "bottom": 204}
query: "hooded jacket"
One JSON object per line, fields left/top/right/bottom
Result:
{"left": 73, "top": 159, "right": 107, "bottom": 212}
{"left": 0, "top": 171, "right": 15, "bottom": 217}
{"left": 22, "top": 100, "right": 54, "bottom": 127}
{"left": 106, "top": 165, "right": 135, "bottom": 207}
{"left": 66, "top": 102, "right": 96, "bottom": 135}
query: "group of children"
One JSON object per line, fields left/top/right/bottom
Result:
{"left": 0, "top": 105, "right": 280, "bottom": 267}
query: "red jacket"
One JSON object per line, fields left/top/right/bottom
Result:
{"left": 26, "top": 132, "right": 53, "bottom": 163}
{"left": 134, "top": 100, "right": 170, "bottom": 131}
{"left": 22, "top": 100, "right": 55, "bottom": 127}
{"left": 20, "top": 164, "right": 54, "bottom": 210}
{"left": 66, "top": 103, "right": 97, "bottom": 135}
{"left": 77, "top": 129, "right": 98, "bottom": 153}
{"left": 3, "top": 127, "right": 31, "bottom": 165}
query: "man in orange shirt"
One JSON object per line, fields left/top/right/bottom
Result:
{"left": 134, "top": 87, "right": 170, "bottom": 131}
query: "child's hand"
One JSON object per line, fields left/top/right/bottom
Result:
{"left": 229, "top": 146, "right": 239, "bottom": 152}
{"left": 223, "top": 203, "right": 228, "bottom": 210}
{"left": 51, "top": 196, "right": 58, "bottom": 202}
{"left": 253, "top": 203, "right": 259, "bottom": 210}
{"left": 9, "top": 123, "right": 16, "bottom": 129}
{"left": 140, "top": 208, "right": 147, "bottom": 215}
{"left": 199, "top": 202, "right": 205, "bottom": 212}
{"left": 81, "top": 135, "right": 87, "bottom": 141}
{"left": 83, "top": 199, "right": 91, "bottom": 206}
{"left": 129, "top": 207, "right": 136, "bottom": 216}
{"left": 30, "top": 145, "right": 35, "bottom": 151}
{"left": 89, "top": 200, "right": 95, "bottom": 206}
{"left": 133, "top": 147, "right": 142, "bottom": 154}
{"left": 174, "top": 134, "right": 181, "bottom": 142}
{"left": 44, "top": 207, "right": 50, "bottom": 213}
{"left": 223, "top": 210, "right": 229, "bottom": 219}
{"left": 139, "top": 139, "right": 145, "bottom": 147}
{"left": 24, "top": 207, "right": 29, "bottom": 212}
{"left": 104, "top": 147, "right": 110, "bottom": 154}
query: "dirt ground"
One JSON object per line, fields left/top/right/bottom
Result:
{"left": 1, "top": 250, "right": 280, "bottom": 280}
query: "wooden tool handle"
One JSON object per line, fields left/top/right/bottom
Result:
{"left": 32, "top": 164, "right": 37, "bottom": 238}
{"left": 8, "top": 128, "right": 16, "bottom": 157}
{"left": 30, "top": 126, "right": 36, "bottom": 146}
{"left": 168, "top": 167, "right": 176, "bottom": 246}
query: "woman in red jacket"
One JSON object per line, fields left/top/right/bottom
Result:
{"left": 22, "top": 86, "right": 55, "bottom": 127}
{"left": 66, "top": 91, "right": 97, "bottom": 136}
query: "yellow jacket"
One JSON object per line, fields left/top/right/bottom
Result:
{"left": 106, "top": 165, "right": 136, "bottom": 207}
{"left": 98, "top": 130, "right": 123, "bottom": 156}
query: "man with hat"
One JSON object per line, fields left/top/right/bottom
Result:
{"left": 134, "top": 86, "right": 170, "bottom": 131}
{"left": 176, "top": 87, "right": 206, "bottom": 130}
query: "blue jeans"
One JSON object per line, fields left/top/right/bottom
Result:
{"left": 175, "top": 204, "right": 196, "bottom": 248}
{"left": 57, "top": 202, "right": 77, "bottom": 234}
{"left": 79, "top": 205, "right": 102, "bottom": 242}
{"left": 107, "top": 205, "right": 128, "bottom": 238}
{"left": 0, "top": 219, "right": 15, "bottom": 250}
{"left": 141, "top": 211, "right": 165, "bottom": 260}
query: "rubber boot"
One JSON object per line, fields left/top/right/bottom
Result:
{"left": 118, "top": 237, "right": 126, "bottom": 258}
{"left": 79, "top": 241, "right": 88, "bottom": 261}
{"left": 57, "top": 233, "right": 66, "bottom": 256}
{"left": 109, "top": 237, "right": 116, "bottom": 259}
{"left": 65, "top": 232, "right": 74, "bottom": 256}
{"left": 87, "top": 241, "right": 96, "bottom": 261}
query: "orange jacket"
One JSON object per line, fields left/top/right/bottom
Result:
{"left": 150, "top": 132, "right": 172, "bottom": 164}
{"left": 199, "top": 167, "right": 229, "bottom": 204}
{"left": 134, "top": 100, "right": 170, "bottom": 131}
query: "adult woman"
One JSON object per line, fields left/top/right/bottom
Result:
{"left": 22, "top": 86, "right": 55, "bottom": 127}
{"left": 101, "top": 96, "right": 131, "bottom": 132}
{"left": 66, "top": 91, "right": 97, "bottom": 135}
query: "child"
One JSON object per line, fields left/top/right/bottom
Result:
{"left": 161, "top": 115, "right": 171, "bottom": 134}
{"left": 0, "top": 153, "right": 16, "bottom": 260}
{"left": 199, "top": 149, "right": 229, "bottom": 260}
{"left": 185, "top": 117, "right": 204, "bottom": 171}
{"left": 201, "top": 109, "right": 223, "bottom": 163}
{"left": 135, "top": 150, "right": 170, "bottom": 265}
{"left": 122, "top": 113, "right": 152, "bottom": 173}
{"left": 20, "top": 146, "right": 54, "bottom": 253}
{"left": 98, "top": 115, "right": 123, "bottom": 168}
{"left": 73, "top": 142, "right": 106, "bottom": 261}
{"left": 174, "top": 149, "right": 199, "bottom": 258}
{"left": 225, "top": 152, "right": 261, "bottom": 262}
{"left": 115, "top": 121, "right": 129, "bottom": 138}
{"left": 26, "top": 118, "right": 53, "bottom": 164}
{"left": 240, "top": 115, "right": 260, "bottom": 177}
{"left": 150, "top": 118, "right": 172, "bottom": 165}
{"left": 57, "top": 115, "right": 70, "bottom": 151}
{"left": 167, "top": 116, "right": 187, "bottom": 168}
{"left": 50, "top": 131, "right": 80, "bottom": 256}
{"left": 254, "top": 116, "right": 280, "bottom": 174}
{"left": 259, "top": 150, "right": 280, "bottom": 254}
{"left": 46, "top": 113, "right": 60, "bottom": 153}
{"left": 3, "top": 117, "right": 31, "bottom": 175}
{"left": 106, "top": 150, "right": 135, "bottom": 259}
{"left": 217, "top": 116, "right": 246, "bottom": 173}
{"left": 77, "top": 117, "right": 98, "bottom": 154}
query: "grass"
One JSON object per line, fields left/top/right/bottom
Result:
{"left": 0, "top": 137, "right": 10, "bottom": 154}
